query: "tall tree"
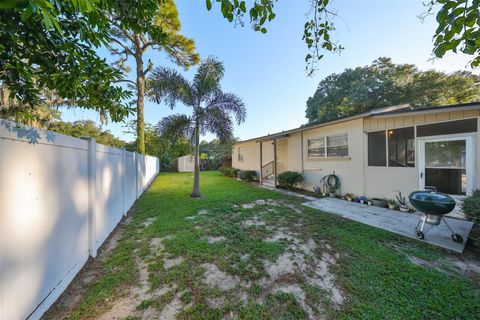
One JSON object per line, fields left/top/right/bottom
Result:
{"left": 149, "top": 57, "right": 246, "bottom": 197}
{"left": 48, "top": 120, "right": 128, "bottom": 147}
{"left": 0, "top": 0, "right": 132, "bottom": 120}
{"left": 106, "top": 0, "right": 199, "bottom": 154}
{"left": 305, "top": 57, "right": 480, "bottom": 123}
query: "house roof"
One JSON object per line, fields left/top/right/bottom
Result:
{"left": 235, "top": 102, "right": 480, "bottom": 144}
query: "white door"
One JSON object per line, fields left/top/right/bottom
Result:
{"left": 418, "top": 135, "right": 475, "bottom": 195}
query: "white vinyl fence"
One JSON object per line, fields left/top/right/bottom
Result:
{"left": 0, "top": 120, "right": 159, "bottom": 320}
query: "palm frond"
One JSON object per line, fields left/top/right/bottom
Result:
{"left": 156, "top": 114, "right": 194, "bottom": 142}
{"left": 205, "top": 91, "right": 246, "bottom": 125}
{"left": 147, "top": 67, "right": 194, "bottom": 108}
{"left": 202, "top": 107, "right": 234, "bottom": 141}
{"left": 192, "top": 57, "right": 224, "bottom": 101}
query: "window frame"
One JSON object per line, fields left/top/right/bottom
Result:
{"left": 307, "top": 133, "right": 349, "bottom": 158}
{"left": 387, "top": 127, "right": 415, "bottom": 168}
{"left": 368, "top": 126, "right": 415, "bottom": 168}
{"left": 368, "top": 130, "right": 387, "bottom": 167}
{"left": 237, "top": 147, "right": 244, "bottom": 162}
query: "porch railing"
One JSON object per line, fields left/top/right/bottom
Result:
{"left": 261, "top": 161, "right": 274, "bottom": 179}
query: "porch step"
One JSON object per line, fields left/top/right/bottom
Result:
{"left": 261, "top": 176, "right": 275, "bottom": 188}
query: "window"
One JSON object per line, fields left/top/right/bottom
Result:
{"left": 238, "top": 147, "right": 244, "bottom": 162}
{"left": 308, "top": 134, "right": 348, "bottom": 158}
{"left": 368, "top": 131, "right": 386, "bottom": 166}
{"left": 308, "top": 138, "right": 325, "bottom": 157}
{"left": 327, "top": 134, "right": 348, "bottom": 157}
{"left": 388, "top": 127, "right": 415, "bottom": 167}
{"left": 368, "top": 127, "right": 415, "bottom": 167}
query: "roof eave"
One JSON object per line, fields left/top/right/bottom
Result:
{"left": 371, "top": 103, "right": 480, "bottom": 118}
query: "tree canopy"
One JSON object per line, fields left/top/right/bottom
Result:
{"left": 305, "top": 57, "right": 480, "bottom": 124}
{"left": 0, "top": 0, "right": 132, "bottom": 120}
{"left": 124, "top": 122, "right": 191, "bottom": 170}
{"left": 106, "top": 0, "right": 199, "bottom": 154}
{"left": 48, "top": 119, "right": 128, "bottom": 147}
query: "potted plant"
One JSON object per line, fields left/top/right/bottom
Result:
{"left": 387, "top": 199, "right": 397, "bottom": 210}
{"left": 344, "top": 193, "right": 354, "bottom": 201}
{"left": 394, "top": 190, "right": 410, "bottom": 212}
{"left": 372, "top": 198, "right": 387, "bottom": 208}
{"left": 358, "top": 196, "right": 367, "bottom": 204}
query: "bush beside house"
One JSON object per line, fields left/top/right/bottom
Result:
{"left": 277, "top": 171, "right": 303, "bottom": 189}
{"left": 239, "top": 170, "right": 257, "bottom": 181}
{"left": 219, "top": 167, "right": 257, "bottom": 182}
{"left": 462, "top": 190, "right": 480, "bottom": 247}
{"left": 219, "top": 166, "right": 239, "bottom": 177}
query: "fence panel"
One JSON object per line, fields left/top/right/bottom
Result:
{"left": 0, "top": 120, "right": 160, "bottom": 320}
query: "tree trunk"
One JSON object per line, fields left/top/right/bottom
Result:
{"left": 191, "top": 120, "right": 201, "bottom": 197}
{"left": 134, "top": 35, "right": 145, "bottom": 154}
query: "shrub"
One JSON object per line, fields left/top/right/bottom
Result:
{"left": 463, "top": 190, "right": 480, "bottom": 246}
{"left": 219, "top": 166, "right": 229, "bottom": 176}
{"left": 228, "top": 167, "right": 239, "bottom": 177}
{"left": 220, "top": 167, "right": 238, "bottom": 177}
{"left": 277, "top": 171, "right": 303, "bottom": 189}
{"left": 240, "top": 170, "right": 257, "bottom": 182}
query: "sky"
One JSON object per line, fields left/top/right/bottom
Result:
{"left": 61, "top": 0, "right": 478, "bottom": 143}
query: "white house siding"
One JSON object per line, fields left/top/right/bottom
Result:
{"left": 300, "top": 118, "right": 365, "bottom": 194}
{"left": 232, "top": 118, "right": 365, "bottom": 195}
{"left": 232, "top": 140, "right": 260, "bottom": 173}
{"left": 232, "top": 107, "right": 480, "bottom": 200}
{"left": 0, "top": 120, "right": 159, "bottom": 320}
{"left": 364, "top": 109, "right": 480, "bottom": 198}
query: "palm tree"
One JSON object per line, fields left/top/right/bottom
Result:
{"left": 148, "top": 57, "right": 246, "bottom": 197}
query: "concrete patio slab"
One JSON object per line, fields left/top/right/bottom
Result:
{"left": 303, "top": 197, "right": 474, "bottom": 253}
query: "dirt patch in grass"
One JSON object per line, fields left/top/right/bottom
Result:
{"left": 189, "top": 199, "right": 344, "bottom": 319}
{"left": 206, "top": 236, "right": 226, "bottom": 243}
{"left": 164, "top": 256, "right": 185, "bottom": 269}
{"left": 44, "top": 172, "right": 480, "bottom": 319}
{"left": 201, "top": 263, "right": 240, "bottom": 290}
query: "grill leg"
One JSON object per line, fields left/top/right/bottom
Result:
{"left": 416, "top": 216, "right": 426, "bottom": 232}
{"left": 442, "top": 218, "right": 455, "bottom": 234}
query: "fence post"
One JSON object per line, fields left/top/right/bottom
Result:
{"left": 81, "top": 137, "right": 97, "bottom": 258}
{"left": 122, "top": 148, "right": 126, "bottom": 216}
{"left": 134, "top": 152, "right": 139, "bottom": 199}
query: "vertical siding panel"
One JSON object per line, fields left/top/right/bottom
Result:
{"left": 364, "top": 119, "right": 371, "bottom": 132}
{"left": 394, "top": 117, "right": 404, "bottom": 128}
{"left": 424, "top": 113, "right": 437, "bottom": 124}
{"left": 386, "top": 117, "right": 395, "bottom": 129}
{"left": 436, "top": 112, "right": 450, "bottom": 122}
{"left": 464, "top": 109, "right": 478, "bottom": 118}
{"left": 414, "top": 114, "right": 425, "bottom": 125}
{"left": 404, "top": 116, "right": 413, "bottom": 127}
{"left": 449, "top": 110, "right": 464, "bottom": 120}
{"left": 377, "top": 118, "right": 386, "bottom": 130}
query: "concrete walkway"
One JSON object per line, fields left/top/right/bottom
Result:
{"left": 303, "top": 197, "right": 473, "bottom": 253}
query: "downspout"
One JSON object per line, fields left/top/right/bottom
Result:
{"left": 362, "top": 120, "right": 367, "bottom": 197}
{"left": 301, "top": 131, "right": 304, "bottom": 188}
{"left": 273, "top": 139, "right": 277, "bottom": 188}
{"left": 260, "top": 141, "right": 263, "bottom": 185}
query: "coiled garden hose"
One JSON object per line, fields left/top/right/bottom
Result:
{"left": 319, "top": 173, "right": 341, "bottom": 194}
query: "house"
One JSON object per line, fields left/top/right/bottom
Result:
{"left": 232, "top": 102, "right": 480, "bottom": 199}
{"left": 177, "top": 155, "right": 195, "bottom": 172}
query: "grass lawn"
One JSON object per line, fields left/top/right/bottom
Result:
{"left": 46, "top": 171, "right": 480, "bottom": 320}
